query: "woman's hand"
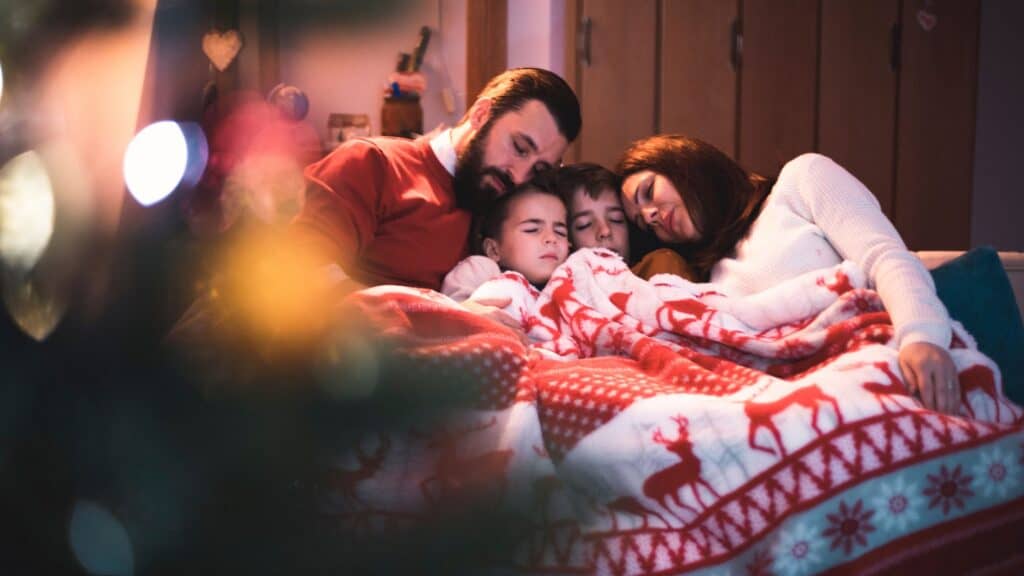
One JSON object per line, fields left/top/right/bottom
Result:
{"left": 898, "top": 342, "right": 960, "bottom": 414}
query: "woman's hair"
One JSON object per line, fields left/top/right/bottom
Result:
{"left": 473, "top": 171, "right": 565, "bottom": 253}
{"left": 616, "top": 135, "right": 773, "bottom": 280}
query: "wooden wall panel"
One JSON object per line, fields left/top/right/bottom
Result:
{"left": 576, "top": 0, "right": 658, "bottom": 168}
{"left": 466, "top": 0, "right": 508, "bottom": 104}
{"left": 660, "top": 0, "right": 739, "bottom": 157}
{"left": 895, "top": 0, "right": 979, "bottom": 249}
{"left": 819, "top": 0, "right": 898, "bottom": 217}
{"left": 739, "top": 0, "right": 819, "bottom": 177}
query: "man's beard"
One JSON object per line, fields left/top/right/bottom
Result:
{"left": 452, "top": 122, "right": 515, "bottom": 214}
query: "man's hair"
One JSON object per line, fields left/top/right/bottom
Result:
{"left": 474, "top": 172, "right": 565, "bottom": 253}
{"left": 554, "top": 163, "right": 621, "bottom": 205}
{"left": 616, "top": 135, "right": 773, "bottom": 280}
{"left": 467, "top": 68, "right": 582, "bottom": 142}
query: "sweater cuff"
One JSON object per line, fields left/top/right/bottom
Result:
{"left": 897, "top": 321, "right": 952, "bottom": 349}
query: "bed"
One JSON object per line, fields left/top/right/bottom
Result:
{"left": 320, "top": 248, "right": 1024, "bottom": 575}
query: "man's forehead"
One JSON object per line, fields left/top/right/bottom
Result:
{"left": 501, "top": 101, "right": 567, "bottom": 156}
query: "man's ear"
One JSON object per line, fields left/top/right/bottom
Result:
{"left": 469, "top": 97, "right": 493, "bottom": 130}
{"left": 482, "top": 237, "right": 501, "bottom": 262}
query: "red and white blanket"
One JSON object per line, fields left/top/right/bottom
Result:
{"left": 326, "top": 248, "right": 1024, "bottom": 575}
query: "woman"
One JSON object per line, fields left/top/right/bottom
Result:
{"left": 616, "top": 135, "right": 959, "bottom": 414}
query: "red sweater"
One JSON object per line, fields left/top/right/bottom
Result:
{"left": 295, "top": 137, "right": 471, "bottom": 290}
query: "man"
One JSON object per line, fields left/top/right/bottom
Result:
{"left": 292, "top": 67, "right": 582, "bottom": 294}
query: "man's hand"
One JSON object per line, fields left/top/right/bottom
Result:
{"left": 899, "top": 342, "right": 960, "bottom": 415}
{"left": 461, "top": 297, "right": 528, "bottom": 343}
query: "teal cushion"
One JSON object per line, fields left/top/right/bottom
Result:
{"left": 930, "top": 246, "right": 1024, "bottom": 405}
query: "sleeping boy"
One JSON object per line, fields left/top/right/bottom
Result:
{"left": 554, "top": 163, "right": 697, "bottom": 281}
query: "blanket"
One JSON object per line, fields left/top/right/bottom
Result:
{"left": 323, "top": 248, "right": 1024, "bottom": 575}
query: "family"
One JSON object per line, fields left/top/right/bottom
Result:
{"left": 292, "top": 67, "right": 958, "bottom": 415}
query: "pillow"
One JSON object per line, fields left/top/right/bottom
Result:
{"left": 929, "top": 246, "right": 1024, "bottom": 405}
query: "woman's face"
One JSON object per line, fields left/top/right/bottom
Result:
{"left": 620, "top": 170, "right": 699, "bottom": 244}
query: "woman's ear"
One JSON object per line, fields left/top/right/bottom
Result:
{"left": 482, "top": 237, "right": 501, "bottom": 262}
{"left": 469, "top": 97, "right": 493, "bottom": 130}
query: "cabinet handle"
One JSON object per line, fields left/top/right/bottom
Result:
{"left": 889, "top": 22, "right": 901, "bottom": 71}
{"left": 579, "top": 16, "right": 593, "bottom": 67}
{"left": 731, "top": 19, "right": 743, "bottom": 70}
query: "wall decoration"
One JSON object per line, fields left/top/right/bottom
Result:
{"left": 202, "top": 29, "right": 244, "bottom": 72}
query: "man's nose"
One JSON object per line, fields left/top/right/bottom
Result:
{"left": 509, "top": 162, "right": 532, "bottom": 185}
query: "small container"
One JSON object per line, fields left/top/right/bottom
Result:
{"left": 381, "top": 95, "right": 423, "bottom": 138}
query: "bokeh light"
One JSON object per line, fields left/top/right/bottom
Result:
{"left": 223, "top": 153, "right": 306, "bottom": 225}
{"left": 0, "top": 59, "right": 5, "bottom": 108}
{"left": 0, "top": 150, "right": 56, "bottom": 273}
{"left": 123, "top": 121, "right": 207, "bottom": 207}
{"left": 2, "top": 276, "right": 67, "bottom": 342}
{"left": 69, "top": 501, "right": 135, "bottom": 576}
{"left": 219, "top": 228, "right": 339, "bottom": 348}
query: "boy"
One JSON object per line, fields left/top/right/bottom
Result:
{"left": 555, "top": 163, "right": 696, "bottom": 281}
{"left": 442, "top": 176, "right": 570, "bottom": 301}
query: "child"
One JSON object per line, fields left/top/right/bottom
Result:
{"left": 442, "top": 176, "right": 570, "bottom": 301}
{"left": 555, "top": 163, "right": 697, "bottom": 281}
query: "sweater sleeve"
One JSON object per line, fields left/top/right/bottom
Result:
{"left": 789, "top": 153, "right": 952, "bottom": 348}
{"left": 441, "top": 256, "right": 501, "bottom": 302}
{"left": 291, "top": 139, "right": 387, "bottom": 279}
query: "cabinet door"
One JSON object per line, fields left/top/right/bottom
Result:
{"left": 575, "top": 0, "right": 658, "bottom": 168}
{"left": 895, "top": 0, "right": 979, "bottom": 249}
{"left": 660, "top": 0, "right": 739, "bottom": 157}
{"left": 819, "top": 0, "right": 899, "bottom": 217}
{"left": 739, "top": 0, "right": 819, "bottom": 177}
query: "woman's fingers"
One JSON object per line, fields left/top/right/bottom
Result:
{"left": 899, "top": 342, "right": 960, "bottom": 415}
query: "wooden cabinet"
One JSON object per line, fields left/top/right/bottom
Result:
{"left": 739, "top": 0, "right": 819, "bottom": 177}
{"left": 819, "top": 0, "right": 899, "bottom": 217}
{"left": 659, "top": 0, "right": 738, "bottom": 157}
{"left": 894, "top": 0, "right": 979, "bottom": 249}
{"left": 566, "top": 0, "right": 979, "bottom": 249}
{"left": 567, "top": 0, "right": 658, "bottom": 169}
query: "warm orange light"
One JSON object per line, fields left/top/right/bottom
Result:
{"left": 219, "top": 228, "right": 339, "bottom": 347}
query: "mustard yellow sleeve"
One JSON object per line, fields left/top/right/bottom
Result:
{"left": 631, "top": 248, "right": 699, "bottom": 282}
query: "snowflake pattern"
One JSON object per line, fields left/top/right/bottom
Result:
{"left": 924, "top": 464, "right": 975, "bottom": 515}
{"left": 823, "top": 499, "right": 876, "bottom": 556}
{"left": 870, "top": 476, "right": 922, "bottom": 533}
{"left": 771, "top": 522, "right": 823, "bottom": 576}
{"left": 971, "top": 448, "right": 1019, "bottom": 499}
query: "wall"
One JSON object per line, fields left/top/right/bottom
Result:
{"left": 507, "top": 0, "right": 565, "bottom": 77}
{"left": 275, "top": 0, "right": 467, "bottom": 144}
{"left": 971, "top": 0, "right": 1024, "bottom": 250}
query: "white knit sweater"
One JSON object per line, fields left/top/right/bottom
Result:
{"left": 710, "top": 153, "right": 952, "bottom": 349}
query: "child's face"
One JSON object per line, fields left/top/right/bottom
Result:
{"left": 484, "top": 191, "right": 570, "bottom": 285}
{"left": 569, "top": 187, "right": 630, "bottom": 260}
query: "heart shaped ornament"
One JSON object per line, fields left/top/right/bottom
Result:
{"left": 202, "top": 29, "right": 244, "bottom": 71}
{"left": 916, "top": 9, "right": 938, "bottom": 32}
